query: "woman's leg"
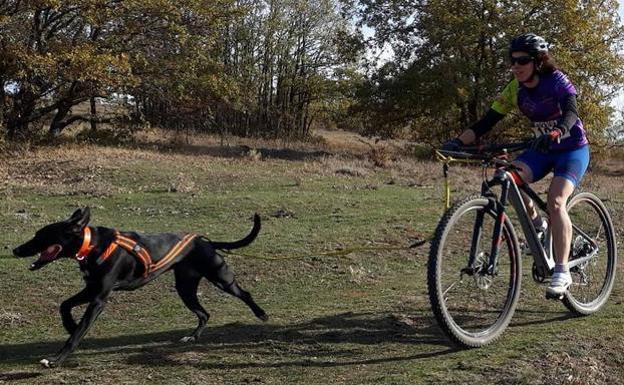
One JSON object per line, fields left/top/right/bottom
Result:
{"left": 546, "top": 146, "right": 590, "bottom": 296}
{"left": 513, "top": 149, "right": 551, "bottom": 223}
{"left": 547, "top": 176, "right": 576, "bottom": 265}
{"left": 550, "top": 145, "right": 590, "bottom": 266}
{"left": 511, "top": 160, "right": 539, "bottom": 219}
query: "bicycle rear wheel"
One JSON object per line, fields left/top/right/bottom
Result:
{"left": 563, "top": 192, "right": 617, "bottom": 314}
{"left": 428, "top": 196, "right": 522, "bottom": 347}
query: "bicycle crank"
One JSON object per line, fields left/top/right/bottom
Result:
{"left": 545, "top": 291, "right": 565, "bottom": 301}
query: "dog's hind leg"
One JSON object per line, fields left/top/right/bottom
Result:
{"left": 218, "top": 280, "right": 269, "bottom": 322}
{"left": 206, "top": 261, "right": 268, "bottom": 322}
{"left": 174, "top": 267, "right": 210, "bottom": 342}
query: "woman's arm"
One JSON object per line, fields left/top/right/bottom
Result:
{"left": 458, "top": 108, "right": 506, "bottom": 144}
{"left": 556, "top": 94, "right": 579, "bottom": 135}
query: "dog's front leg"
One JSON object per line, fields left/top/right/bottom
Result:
{"left": 42, "top": 290, "right": 111, "bottom": 368}
{"left": 60, "top": 288, "right": 95, "bottom": 335}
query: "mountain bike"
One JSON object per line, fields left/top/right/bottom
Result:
{"left": 428, "top": 142, "right": 617, "bottom": 347}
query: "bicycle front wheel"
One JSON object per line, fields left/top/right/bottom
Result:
{"left": 428, "top": 197, "right": 522, "bottom": 347}
{"left": 563, "top": 192, "right": 617, "bottom": 314}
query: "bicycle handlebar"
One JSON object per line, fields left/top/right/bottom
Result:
{"left": 436, "top": 140, "right": 533, "bottom": 161}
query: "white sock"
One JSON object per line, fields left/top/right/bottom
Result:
{"left": 554, "top": 264, "right": 569, "bottom": 274}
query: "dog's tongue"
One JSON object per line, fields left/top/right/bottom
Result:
{"left": 30, "top": 244, "right": 62, "bottom": 271}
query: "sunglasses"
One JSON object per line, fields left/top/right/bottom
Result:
{"left": 510, "top": 56, "right": 534, "bottom": 65}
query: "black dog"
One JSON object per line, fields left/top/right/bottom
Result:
{"left": 13, "top": 207, "right": 268, "bottom": 367}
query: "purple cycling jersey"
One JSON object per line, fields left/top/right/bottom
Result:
{"left": 491, "top": 70, "right": 588, "bottom": 151}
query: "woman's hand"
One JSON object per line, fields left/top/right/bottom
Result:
{"left": 530, "top": 128, "right": 562, "bottom": 153}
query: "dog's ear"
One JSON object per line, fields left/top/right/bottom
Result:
{"left": 69, "top": 208, "right": 83, "bottom": 220}
{"left": 67, "top": 207, "right": 91, "bottom": 233}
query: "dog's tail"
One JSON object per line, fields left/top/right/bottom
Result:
{"left": 209, "top": 214, "right": 261, "bottom": 250}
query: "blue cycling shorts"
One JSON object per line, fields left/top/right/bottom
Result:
{"left": 516, "top": 145, "right": 590, "bottom": 187}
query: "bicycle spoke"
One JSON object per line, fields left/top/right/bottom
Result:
{"left": 594, "top": 224, "right": 603, "bottom": 243}
{"left": 443, "top": 279, "right": 461, "bottom": 298}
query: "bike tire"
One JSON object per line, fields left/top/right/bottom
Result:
{"left": 428, "top": 196, "right": 522, "bottom": 347}
{"left": 562, "top": 192, "right": 617, "bottom": 314}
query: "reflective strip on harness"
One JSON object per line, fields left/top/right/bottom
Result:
{"left": 116, "top": 235, "right": 152, "bottom": 274}
{"left": 95, "top": 232, "right": 198, "bottom": 277}
{"left": 149, "top": 233, "right": 198, "bottom": 274}
{"left": 97, "top": 242, "right": 119, "bottom": 264}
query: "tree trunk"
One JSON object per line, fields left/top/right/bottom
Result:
{"left": 90, "top": 96, "right": 97, "bottom": 131}
{"left": 5, "top": 91, "right": 36, "bottom": 140}
{"left": 49, "top": 103, "right": 72, "bottom": 136}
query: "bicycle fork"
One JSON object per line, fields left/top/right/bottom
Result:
{"left": 464, "top": 170, "right": 511, "bottom": 278}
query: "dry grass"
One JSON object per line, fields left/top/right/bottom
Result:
{"left": 0, "top": 310, "right": 28, "bottom": 328}
{"left": 0, "top": 128, "right": 431, "bottom": 200}
{"left": 366, "top": 144, "right": 393, "bottom": 168}
{"left": 2, "top": 128, "right": 623, "bottom": 206}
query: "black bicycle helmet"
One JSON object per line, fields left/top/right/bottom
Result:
{"left": 509, "top": 33, "right": 549, "bottom": 57}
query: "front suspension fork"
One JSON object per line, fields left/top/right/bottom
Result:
{"left": 465, "top": 178, "right": 511, "bottom": 276}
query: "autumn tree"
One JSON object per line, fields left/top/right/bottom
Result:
{"left": 206, "top": 0, "right": 359, "bottom": 139}
{"left": 0, "top": 0, "right": 236, "bottom": 139}
{"left": 0, "top": 1, "right": 134, "bottom": 138}
{"left": 0, "top": 0, "right": 360, "bottom": 141}
{"left": 129, "top": 0, "right": 239, "bottom": 134}
{"left": 352, "top": 0, "right": 624, "bottom": 145}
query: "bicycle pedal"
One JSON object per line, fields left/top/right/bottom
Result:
{"left": 545, "top": 292, "right": 564, "bottom": 301}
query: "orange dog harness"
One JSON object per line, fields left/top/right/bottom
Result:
{"left": 76, "top": 227, "right": 198, "bottom": 276}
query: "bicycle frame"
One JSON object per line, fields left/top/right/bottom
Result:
{"left": 477, "top": 167, "right": 554, "bottom": 278}
{"left": 470, "top": 164, "right": 600, "bottom": 280}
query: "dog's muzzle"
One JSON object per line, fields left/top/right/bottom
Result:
{"left": 13, "top": 245, "right": 31, "bottom": 258}
{"left": 13, "top": 243, "right": 63, "bottom": 271}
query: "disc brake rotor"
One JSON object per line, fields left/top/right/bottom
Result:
{"left": 473, "top": 252, "right": 493, "bottom": 290}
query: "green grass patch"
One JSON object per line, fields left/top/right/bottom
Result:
{"left": 1, "top": 143, "right": 623, "bottom": 384}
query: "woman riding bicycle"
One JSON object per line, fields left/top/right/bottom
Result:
{"left": 442, "top": 33, "right": 590, "bottom": 297}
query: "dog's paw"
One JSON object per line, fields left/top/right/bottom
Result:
{"left": 179, "top": 336, "right": 197, "bottom": 343}
{"left": 258, "top": 313, "right": 269, "bottom": 322}
{"left": 40, "top": 358, "right": 55, "bottom": 368}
